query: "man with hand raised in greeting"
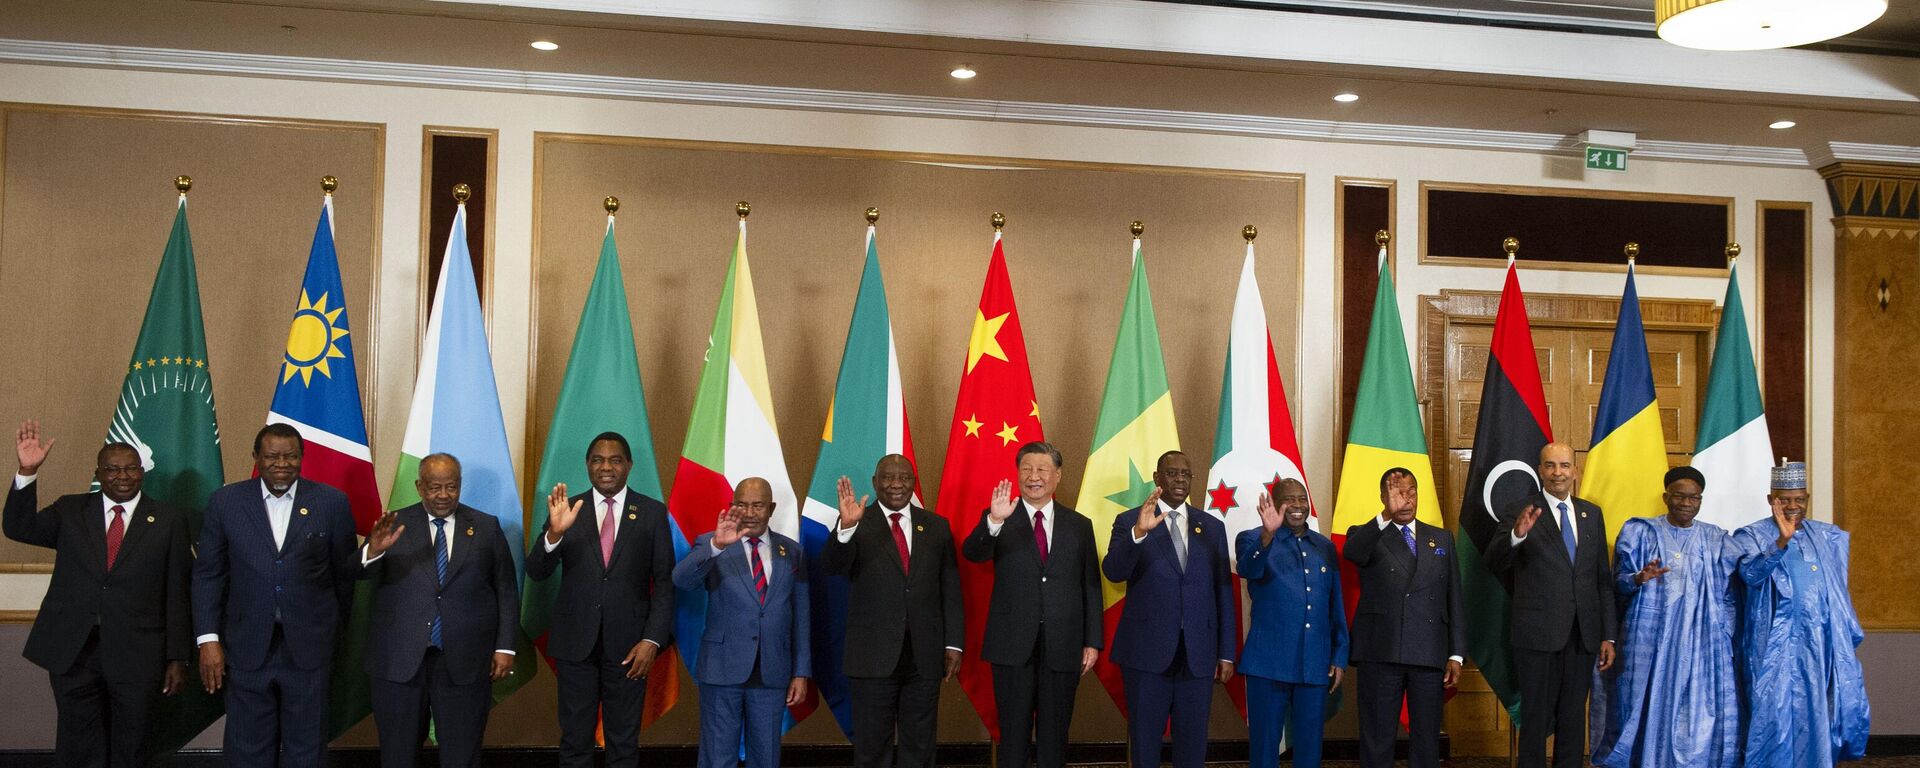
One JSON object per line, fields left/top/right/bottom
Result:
{"left": 1238, "top": 479, "right": 1346, "bottom": 768}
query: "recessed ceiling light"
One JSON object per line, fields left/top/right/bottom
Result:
{"left": 1333, "top": 92, "right": 1360, "bottom": 103}
{"left": 530, "top": 40, "right": 559, "bottom": 51}
{"left": 1769, "top": 120, "right": 1796, "bottom": 130}
{"left": 950, "top": 65, "right": 976, "bottom": 79}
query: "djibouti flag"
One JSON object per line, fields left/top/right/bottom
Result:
{"left": 1691, "top": 261, "right": 1772, "bottom": 529}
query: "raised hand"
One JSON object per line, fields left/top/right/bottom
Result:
{"left": 365, "top": 512, "right": 406, "bottom": 556}
{"left": 713, "top": 505, "right": 742, "bottom": 549}
{"left": 988, "top": 479, "right": 1016, "bottom": 523}
{"left": 546, "top": 483, "right": 583, "bottom": 541}
{"left": 1634, "top": 557, "right": 1671, "bottom": 585}
{"left": 836, "top": 475, "right": 869, "bottom": 529}
{"left": 1771, "top": 498, "right": 1799, "bottom": 549}
{"left": 1132, "top": 487, "right": 1166, "bottom": 538}
{"left": 1256, "top": 492, "right": 1283, "bottom": 535}
{"left": 15, "top": 420, "right": 53, "bottom": 475}
{"left": 1513, "top": 504, "right": 1542, "bottom": 538}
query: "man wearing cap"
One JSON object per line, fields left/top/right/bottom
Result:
{"left": 1734, "top": 460, "right": 1870, "bottom": 768}
{"left": 1593, "top": 466, "right": 1739, "bottom": 768}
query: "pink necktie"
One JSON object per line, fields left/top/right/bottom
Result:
{"left": 599, "top": 498, "right": 617, "bottom": 565}
{"left": 1033, "top": 509, "right": 1049, "bottom": 564}
{"left": 105, "top": 505, "right": 126, "bottom": 569}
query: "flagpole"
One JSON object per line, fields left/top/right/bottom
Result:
{"left": 1726, "top": 241, "right": 1741, "bottom": 265}
{"left": 175, "top": 174, "right": 192, "bottom": 197}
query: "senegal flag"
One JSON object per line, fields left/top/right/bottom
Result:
{"left": 1582, "top": 263, "right": 1668, "bottom": 545}
{"left": 1079, "top": 234, "right": 1179, "bottom": 714}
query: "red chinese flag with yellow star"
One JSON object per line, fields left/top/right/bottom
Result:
{"left": 935, "top": 231, "right": 1045, "bottom": 738}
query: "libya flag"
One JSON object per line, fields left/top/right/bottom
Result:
{"left": 1079, "top": 236, "right": 1180, "bottom": 715}
{"left": 1691, "top": 261, "right": 1772, "bottom": 530}
{"left": 118, "top": 192, "right": 228, "bottom": 755}
{"left": 1457, "top": 260, "right": 1550, "bottom": 718}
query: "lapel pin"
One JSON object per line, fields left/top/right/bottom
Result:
{"left": 146, "top": 515, "right": 156, "bottom": 523}
{"left": 1580, "top": 511, "right": 1588, "bottom": 519}
{"left": 778, "top": 545, "right": 787, "bottom": 557}
{"left": 628, "top": 513, "right": 637, "bottom": 520}
{"left": 1427, "top": 539, "right": 1436, "bottom": 548}
{"left": 915, "top": 524, "right": 925, "bottom": 532}
{"left": 466, "top": 527, "right": 474, "bottom": 537}
{"left": 1810, "top": 564, "right": 1818, "bottom": 571}
{"left": 628, "top": 504, "right": 637, "bottom": 511}
{"left": 1193, "top": 525, "right": 1202, "bottom": 535}
{"left": 298, "top": 507, "right": 309, "bottom": 516}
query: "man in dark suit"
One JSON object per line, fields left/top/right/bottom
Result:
{"left": 825, "top": 454, "right": 963, "bottom": 768}
{"left": 961, "top": 441, "right": 1102, "bottom": 768}
{"left": 5, "top": 420, "right": 191, "bottom": 767}
{"left": 1343, "top": 467, "right": 1465, "bottom": 768}
{"left": 527, "top": 432, "right": 676, "bottom": 768}
{"left": 1101, "top": 450, "right": 1235, "bottom": 768}
{"left": 192, "top": 423, "right": 357, "bottom": 767}
{"left": 673, "top": 477, "right": 810, "bottom": 768}
{"left": 358, "top": 453, "right": 518, "bottom": 768}
{"left": 1484, "top": 442, "right": 1617, "bottom": 768}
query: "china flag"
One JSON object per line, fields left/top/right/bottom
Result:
{"left": 935, "top": 229, "right": 1045, "bottom": 738}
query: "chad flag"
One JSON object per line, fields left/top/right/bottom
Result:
{"left": 1583, "top": 262, "right": 1668, "bottom": 545}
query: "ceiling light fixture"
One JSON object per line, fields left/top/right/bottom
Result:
{"left": 1656, "top": 0, "right": 1886, "bottom": 51}
{"left": 1769, "top": 120, "right": 1797, "bottom": 129}
{"left": 1333, "top": 92, "right": 1360, "bottom": 103}
{"left": 530, "top": 40, "right": 559, "bottom": 51}
{"left": 950, "top": 65, "right": 976, "bottom": 79}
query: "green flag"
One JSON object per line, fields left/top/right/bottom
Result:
{"left": 113, "top": 195, "right": 227, "bottom": 755}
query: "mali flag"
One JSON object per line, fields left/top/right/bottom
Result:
{"left": 1583, "top": 263, "right": 1668, "bottom": 546}
{"left": 1080, "top": 235, "right": 1180, "bottom": 715}
{"left": 799, "top": 219, "right": 920, "bottom": 737}
{"left": 934, "top": 228, "right": 1044, "bottom": 738}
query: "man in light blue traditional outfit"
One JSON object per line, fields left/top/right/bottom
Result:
{"left": 1593, "top": 466, "right": 1738, "bottom": 768}
{"left": 1734, "top": 459, "right": 1870, "bottom": 768}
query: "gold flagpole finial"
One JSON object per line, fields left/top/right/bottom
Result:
{"left": 452, "top": 183, "right": 471, "bottom": 204}
{"left": 174, "top": 175, "right": 193, "bottom": 194}
{"left": 1242, "top": 224, "right": 1258, "bottom": 242}
{"left": 1129, "top": 220, "right": 1144, "bottom": 238}
{"left": 865, "top": 207, "right": 879, "bottom": 225}
{"left": 736, "top": 201, "right": 751, "bottom": 219}
{"left": 604, "top": 196, "right": 620, "bottom": 215}
{"left": 1502, "top": 237, "right": 1520, "bottom": 256}
{"left": 1624, "top": 242, "right": 1640, "bottom": 262}
{"left": 1725, "top": 242, "right": 1741, "bottom": 263}
{"left": 321, "top": 176, "right": 338, "bottom": 195}
{"left": 991, "top": 212, "right": 1005, "bottom": 231}
{"left": 1375, "top": 230, "right": 1391, "bottom": 247}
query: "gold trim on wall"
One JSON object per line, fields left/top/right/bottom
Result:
{"left": 0, "top": 564, "right": 54, "bottom": 574}
{"left": 1418, "top": 180, "right": 1736, "bottom": 276}
{"left": 418, "top": 126, "right": 499, "bottom": 345}
{"left": 1332, "top": 177, "right": 1397, "bottom": 490}
{"left": 0, "top": 610, "right": 37, "bottom": 625}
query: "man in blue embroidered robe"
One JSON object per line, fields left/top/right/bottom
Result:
{"left": 1734, "top": 460, "right": 1869, "bottom": 768}
{"left": 1593, "top": 466, "right": 1737, "bottom": 768}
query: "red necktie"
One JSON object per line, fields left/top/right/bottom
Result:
{"left": 889, "top": 512, "right": 910, "bottom": 575}
{"left": 1033, "top": 509, "right": 1049, "bottom": 564}
{"left": 105, "top": 505, "right": 126, "bottom": 570}
{"left": 748, "top": 537, "right": 768, "bottom": 605}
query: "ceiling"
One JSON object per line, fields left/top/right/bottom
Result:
{"left": 2, "top": 0, "right": 1916, "bottom": 161}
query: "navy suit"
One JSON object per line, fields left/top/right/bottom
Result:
{"left": 360, "top": 504, "right": 518, "bottom": 768}
{"left": 673, "top": 531, "right": 810, "bottom": 768}
{"left": 1238, "top": 527, "right": 1349, "bottom": 768}
{"left": 1102, "top": 503, "right": 1235, "bottom": 768}
{"left": 192, "top": 478, "right": 356, "bottom": 767}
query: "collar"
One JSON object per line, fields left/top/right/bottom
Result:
{"left": 1156, "top": 499, "right": 1190, "bottom": 517}
{"left": 260, "top": 479, "right": 300, "bottom": 501}
{"left": 881, "top": 503, "right": 910, "bottom": 519}
{"left": 1543, "top": 491, "right": 1573, "bottom": 510}
{"left": 593, "top": 487, "right": 628, "bottom": 511}
{"left": 1025, "top": 499, "right": 1055, "bottom": 521}
{"left": 103, "top": 492, "right": 143, "bottom": 511}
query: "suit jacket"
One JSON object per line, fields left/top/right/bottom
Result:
{"left": 822, "top": 503, "right": 963, "bottom": 679}
{"left": 4, "top": 481, "right": 192, "bottom": 681}
{"left": 525, "top": 487, "right": 676, "bottom": 662}
{"left": 1485, "top": 497, "right": 1617, "bottom": 653}
{"left": 1342, "top": 518, "right": 1466, "bottom": 669}
{"left": 961, "top": 501, "right": 1103, "bottom": 672}
{"left": 192, "top": 478, "right": 357, "bottom": 671}
{"left": 359, "top": 504, "right": 519, "bottom": 685}
{"left": 673, "top": 531, "right": 811, "bottom": 687}
{"left": 1100, "top": 504, "right": 1236, "bottom": 676}
{"left": 1237, "top": 527, "right": 1349, "bottom": 684}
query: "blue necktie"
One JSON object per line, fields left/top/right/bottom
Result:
{"left": 1401, "top": 524, "right": 1416, "bottom": 554}
{"left": 430, "top": 518, "right": 447, "bottom": 648}
{"left": 1558, "top": 501, "right": 1576, "bottom": 560}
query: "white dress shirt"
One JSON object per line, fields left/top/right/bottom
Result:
{"left": 1131, "top": 499, "right": 1192, "bottom": 546}
{"left": 986, "top": 499, "right": 1054, "bottom": 550}
{"left": 11, "top": 474, "right": 140, "bottom": 529}
{"left": 711, "top": 534, "right": 776, "bottom": 588}
{"left": 544, "top": 487, "right": 627, "bottom": 552}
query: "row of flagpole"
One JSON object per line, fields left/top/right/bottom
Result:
{"left": 108, "top": 177, "right": 1770, "bottom": 752}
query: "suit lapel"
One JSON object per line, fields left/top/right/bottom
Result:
{"left": 280, "top": 484, "right": 314, "bottom": 555}
{"left": 1536, "top": 502, "right": 1574, "bottom": 567}
{"left": 444, "top": 507, "right": 474, "bottom": 583}
{"left": 905, "top": 508, "right": 935, "bottom": 577}
{"left": 79, "top": 495, "right": 109, "bottom": 577}
{"left": 237, "top": 483, "right": 280, "bottom": 556}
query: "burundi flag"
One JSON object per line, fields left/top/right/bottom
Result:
{"left": 523, "top": 210, "right": 673, "bottom": 721}
{"left": 664, "top": 212, "right": 800, "bottom": 723}
{"left": 1583, "top": 263, "right": 1669, "bottom": 545}
{"left": 1330, "top": 240, "right": 1442, "bottom": 621}
{"left": 116, "top": 188, "right": 226, "bottom": 754}
{"left": 1080, "top": 235, "right": 1180, "bottom": 715}
{"left": 266, "top": 191, "right": 386, "bottom": 737}
{"left": 389, "top": 201, "right": 535, "bottom": 696}
{"left": 1692, "top": 261, "right": 1772, "bottom": 529}
{"left": 800, "top": 220, "right": 919, "bottom": 737}
{"left": 935, "top": 229, "right": 1045, "bottom": 738}
{"left": 1456, "top": 260, "right": 1550, "bottom": 719}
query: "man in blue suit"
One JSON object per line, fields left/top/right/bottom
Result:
{"left": 672, "top": 477, "right": 810, "bottom": 768}
{"left": 1238, "top": 479, "right": 1347, "bottom": 768}
{"left": 1101, "top": 450, "right": 1236, "bottom": 768}
{"left": 192, "top": 423, "right": 357, "bottom": 767}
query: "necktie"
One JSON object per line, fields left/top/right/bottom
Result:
{"left": 600, "top": 498, "right": 618, "bottom": 565}
{"left": 1558, "top": 501, "right": 1577, "bottom": 560}
{"left": 889, "top": 512, "right": 911, "bottom": 575}
{"left": 430, "top": 518, "right": 448, "bottom": 648}
{"left": 105, "top": 505, "right": 126, "bottom": 570}
{"left": 1033, "top": 509, "right": 1049, "bottom": 565}
{"left": 748, "top": 537, "right": 767, "bottom": 605}
{"left": 1167, "top": 507, "right": 1188, "bottom": 571}
{"left": 1401, "top": 523, "right": 1416, "bottom": 554}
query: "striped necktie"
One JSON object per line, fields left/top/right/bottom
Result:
{"left": 430, "top": 517, "right": 448, "bottom": 648}
{"left": 748, "top": 537, "right": 767, "bottom": 605}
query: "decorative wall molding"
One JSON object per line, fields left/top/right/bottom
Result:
{"left": 1808, "top": 142, "right": 1920, "bottom": 170}
{"left": 0, "top": 38, "right": 1892, "bottom": 169}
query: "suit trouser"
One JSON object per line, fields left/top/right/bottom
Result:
{"left": 849, "top": 631, "right": 943, "bottom": 768}
{"left": 698, "top": 657, "right": 788, "bottom": 768}
{"left": 1355, "top": 661, "right": 1444, "bottom": 768}
{"left": 49, "top": 627, "right": 159, "bottom": 768}
{"left": 225, "top": 625, "right": 330, "bottom": 768}
{"left": 369, "top": 647, "right": 493, "bottom": 768}
{"left": 554, "top": 636, "right": 650, "bottom": 768}
{"left": 1245, "top": 675, "right": 1328, "bottom": 768}
{"left": 1515, "top": 627, "right": 1594, "bottom": 768}
{"left": 992, "top": 638, "right": 1081, "bottom": 768}
{"left": 1123, "top": 639, "right": 1212, "bottom": 768}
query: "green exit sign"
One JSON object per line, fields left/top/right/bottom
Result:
{"left": 1586, "top": 145, "right": 1629, "bottom": 172}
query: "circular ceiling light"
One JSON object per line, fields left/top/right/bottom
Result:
{"left": 1333, "top": 92, "right": 1360, "bottom": 103}
{"left": 1656, "top": 0, "right": 1886, "bottom": 51}
{"left": 950, "top": 65, "right": 977, "bottom": 79}
{"left": 530, "top": 40, "right": 559, "bottom": 51}
{"left": 1769, "top": 119, "right": 1797, "bottom": 129}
